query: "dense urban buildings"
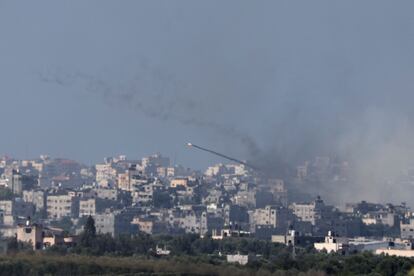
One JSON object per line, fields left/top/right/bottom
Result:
{"left": 0, "top": 152, "right": 412, "bottom": 258}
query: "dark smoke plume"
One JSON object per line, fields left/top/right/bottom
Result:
{"left": 39, "top": 0, "right": 414, "bottom": 206}
{"left": 40, "top": 65, "right": 264, "bottom": 168}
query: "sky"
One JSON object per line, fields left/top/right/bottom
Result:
{"left": 2, "top": 1, "right": 414, "bottom": 203}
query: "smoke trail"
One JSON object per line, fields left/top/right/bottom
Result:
{"left": 40, "top": 65, "right": 263, "bottom": 167}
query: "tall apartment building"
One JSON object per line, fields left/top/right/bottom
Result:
{"left": 79, "top": 198, "right": 112, "bottom": 217}
{"left": 46, "top": 194, "right": 79, "bottom": 219}
{"left": 252, "top": 206, "right": 290, "bottom": 230}
{"left": 95, "top": 163, "right": 117, "bottom": 187}
{"left": 401, "top": 219, "right": 414, "bottom": 239}
{"left": 290, "top": 197, "right": 326, "bottom": 225}
{"left": 23, "top": 189, "right": 46, "bottom": 211}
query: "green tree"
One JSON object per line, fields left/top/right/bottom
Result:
{"left": 80, "top": 216, "right": 96, "bottom": 247}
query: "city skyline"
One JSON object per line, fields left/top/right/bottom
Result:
{"left": 3, "top": 2, "right": 414, "bottom": 272}
{"left": 2, "top": 1, "right": 414, "bottom": 176}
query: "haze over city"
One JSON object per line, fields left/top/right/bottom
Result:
{"left": 2, "top": 2, "right": 414, "bottom": 274}
{"left": 2, "top": 1, "right": 414, "bottom": 205}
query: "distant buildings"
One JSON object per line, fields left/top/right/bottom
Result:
{"left": 94, "top": 210, "right": 137, "bottom": 237}
{"left": 227, "top": 253, "right": 255, "bottom": 266}
{"left": 0, "top": 152, "right": 412, "bottom": 257}
{"left": 46, "top": 193, "right": 79, "bottom": 219}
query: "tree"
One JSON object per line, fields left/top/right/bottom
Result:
{"left": 7, "top": 236, "right": 19, "bottom": 253}
{"left": 80, "top": 216, "right": 96, "bottom": 247}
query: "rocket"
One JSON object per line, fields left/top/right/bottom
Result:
{"left": 187, "top": 142, "right": 258, "bottom": 170}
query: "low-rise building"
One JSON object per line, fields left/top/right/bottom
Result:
{"left": 272, "top": 230, "right": 323, "bottom": 247}
{"left": 227, "top": 253, "right": 255, "bottom": 265}
{"left": 17, "top": 220, "right": 43, "bottom": 250}
{"left": 362, "top": 212, "right": 396, "bottom": 227}
{"left": 212, "top": 228, "right": 251, "bottom": 240}
{"left": 94, "top": 210, "right": 137, "bottom": 237}
{"left": 0, "top": 199, "right": 35, "bottom": 225}
{"left": 314, "top": 231, "right": 349, "bottom": 253}
{"left": 170, "top": 178, "right": 189, "bottom": 188}
{"left": 131, "top": 216, "right": 167, "bottom": 235}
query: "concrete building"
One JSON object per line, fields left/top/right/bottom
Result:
{"left": 227, "top": 253, "right": 255, "bottom": 265}
{"left": 170, "top": 178, "right": 189, "bottom": 188}
{"left": 46, "top": 194, "right": 79, "bottom": 219}
{"left": 17, "top": 220, "right": 43, "bottom": 250}
{"left": 117, "top": 167, "right": 142, "bottom": 191}
{"left": 0, "top": 199, "right": 35, "bottom": 225}
{"left": 348, "top": 238, "right": 392, "bottom": 252}
{"left": 168, "top": 207, "right": 208, "bottom": 236}
{"left": 234, "top": 190, "right": 256, "bottom": 208}
{"left": 79, "top": 198, "right": 115, "bottom": 217}
{"left": 142, "top": 154, "right": 170, "bottom": 176}
{"left": 296, "top": 165, "right": 308, "bottom": 181}
{"left": 205, "top": 164, "right": 225, "bottom": 177}
{"left": 202, "top": 189, "right": 223, "bottom": 205}
{"left": 362, "top": 212, "right": 396, "bottom": 227}
{"left": 92, "top": 188, "right": 118, "bottom": 201}
{"left": 0, "top": 200, "right": 14, "bottom": 217}
{"left": 226, "top": 205, "right": 250, "bottom": 230}
{"left": 401, "top": 219, "right": 414, "bottom": 239}
{"left": 79, "top": 198, "right": 97, "bottom": 217}
{"left": 131, "top": 216, "right": 167, "bottom": 235}
{"left": 375, "top": 248, "right": 414, "bottom": 257}
{"left": 212, "top": 228, "right": 251, "bottom": 240}
{"left": 94, "top": 210, "right": 137, "bottom": 237}
{"left": 142, "top": 154, "right": 170, "bottom": 168}
{"left": 267, "top": 179, "right": 288, "bottom": 207}
{"left": 131, "top": 181, "right": 164, "bottom": 205}
{"left": 252, "top": 206, "right": 290, "bottom": 230}
{"left": 95, "top": 163, "right": 117, "bottom": 188}
{"left": 10, "top": 170, "right": 23, "bottom": 195}
{"left": 272, "top": 230, "right": 323, "bottom": 247}
{"left": 314, "top": 231, "right": 349, "bottom": 253}
{"left": 290, "top": 197, "right": 327, "bottom": 225}
{"left": 23, "top": 189, "right": 46, "bottom": 211}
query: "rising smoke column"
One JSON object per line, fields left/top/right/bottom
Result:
{"left": 38, "top": 1, "right": 414, "bottom": 205}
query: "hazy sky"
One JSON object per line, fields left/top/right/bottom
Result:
{"left": 1, "top": 0, "right": 414, "bottom": 183}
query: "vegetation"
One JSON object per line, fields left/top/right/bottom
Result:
{"left": 4, "top": 217, "right": 414, "bottom": 275}
{"left": 0, "top": 253, "right": 305, "bottom": 276}
{"left": 1, "top": 249, "right": 414, "bottom": 275}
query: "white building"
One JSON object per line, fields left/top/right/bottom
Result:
{"left": 46, "top": 194, "right": 79, "bottom": 219}
{"left": 314, "top": 231, "right": 349, "bottom": 253}
{"left": 227, "top": 253, "right": 255, "bottom": 265}
{"left": 95, "top": 163, "right": 117, "bottom": 187}
{"left": 375, "top": 248, "right": 414, "bottom": 257}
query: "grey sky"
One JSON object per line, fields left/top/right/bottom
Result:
{"left": 1, "top": 0, "right": 414, "bottom": 194}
